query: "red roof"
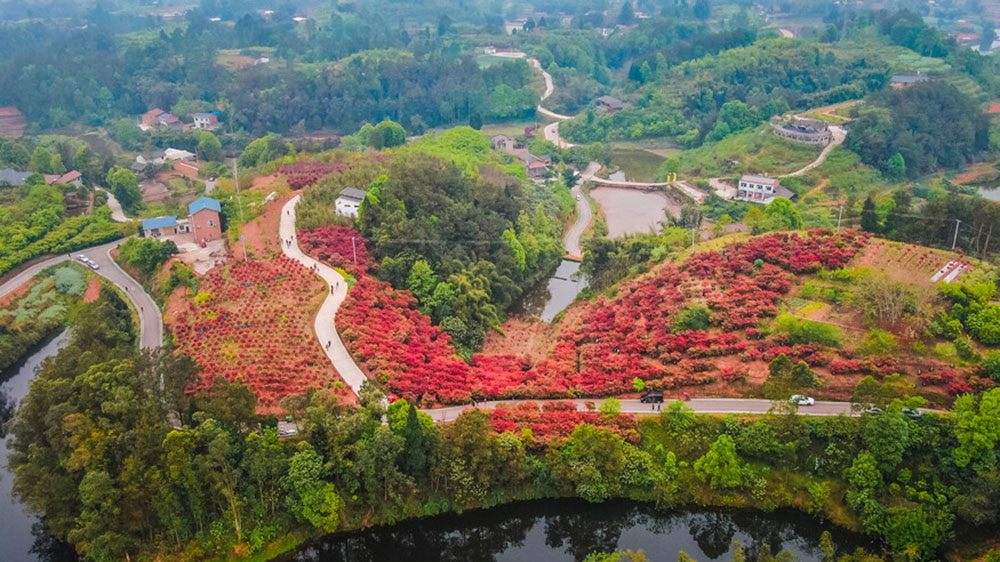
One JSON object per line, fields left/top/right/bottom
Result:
{"left": 144, "top": 108, "right": 165, "bottom": 117}
{"left": 528, "top": 161, "right": 548, "bottom": 168}
{"left": 986, "top": 101, "right": 1000, "bottom": 114}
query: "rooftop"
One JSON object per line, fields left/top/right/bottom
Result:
{"left": 741, "top": 174, "right": 779, "bottom": 185}
{"left": 596, "top": 95, "right": 624, "bottom": 109}
{"left": 338, "top": 187, "right": 367, "bottom": 201}
{"left": 0, "top": 168, "right": 32, "bottom": 186}
{"left": 891, "top": 74, "right": 929, "bottom": 83}
{"left": 188, "top": 197, "right": 221, "bottom": 215}
{"left": 142, "top": 216, "right": 178, "bottom": 230}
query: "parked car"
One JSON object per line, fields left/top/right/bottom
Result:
{"left": 902, "top": 407, "right": 922, "bottom": 419}
{"left": 790, "top": 395, "right": 815, "bottom": 406}
{"left": 866, "top": 406, "right": 884, "bottom": 415}
{"left": 76, "top": 255, "right": 88, "bottom": 263}
{"left": 87, "top": 261, "right": 99, "bottom": 271}
{"left": 639, "top": 391, "right": 664, "bottom": 404}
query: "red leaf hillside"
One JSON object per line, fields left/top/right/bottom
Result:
{"left": 169, "top": 257, "right": 349, "bottom": 409}
{"left": 280, "top": 161, "right": 347, "bottom": 189}
{"left": 297, "top": 225, "right": 371, "bottom": 276}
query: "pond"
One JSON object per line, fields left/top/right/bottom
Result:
{"left": 979, "top": 186, "right": 1000, "bottom": 202}
{"left": 276, "top": 499, "right": 875, "bottom": 562}
{"left": 511, "top": 259, "right": 587, "bottom": 322}
{"left": 590, "top": 187, "right": 680, "bottom": 238}
{"left": 1, "top": 329, "right": 79, "bottom": 562}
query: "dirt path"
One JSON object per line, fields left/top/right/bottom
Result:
{"left": 280, "top": 195, "right": 367, "bottom": 396}
{"left": 780, "top": 124, "right": 846, "bottom": 177}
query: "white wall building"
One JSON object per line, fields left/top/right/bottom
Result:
{"left": 335, "top": 187, "right": 366, "bottom": 218}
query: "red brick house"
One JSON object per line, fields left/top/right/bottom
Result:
{"left": 188, "top": 197, "right": 222, "bottom": 242}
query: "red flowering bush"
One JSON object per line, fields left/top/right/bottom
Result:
{"left": 298, "top": 226, "right": 370, "bottom": 275}
{"left": 171, "top": 258, "right": 340, "bottom": 407}
{"left": 489, "top": 401, "right": 639, "bottom": 444}
{"left": 280, "top": 161, "right": 347, "bottom": 189}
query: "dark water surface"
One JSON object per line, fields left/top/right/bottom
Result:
{"left": 1, "top": 329, "right": 78, "bottom": 562}
{"left": 277, "top": 500, "right": 876, "bottom": 562}
{"left": 512, "top": 259, "right": 588, "bottom": 322}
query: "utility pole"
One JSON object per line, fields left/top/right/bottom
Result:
{"left": 351, "top": 237, "right": 357, "bottom": 265}
{"left": 836, "top": 205, "right": 843, "bottom": 232}
{"left": 233, "top": 159, "right": 247, "bottom": 262}
{"left": 952, "top": 219, "right": 961, "bottom": 250}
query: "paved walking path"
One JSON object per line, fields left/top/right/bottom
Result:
{"left": 98, "top": 188, "right": 128, "bottom": 222}
{"left": 279, "top": 195, "right": 368, "bottom": 395}
{"left": 422, "top": 397, "right": 944, "bottom": 423}
{"left": 0, "top": 239, "right": 162, "bottom": 349}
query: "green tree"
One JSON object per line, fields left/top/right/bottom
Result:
{"left": 106, "top": 166, "right": 142, "bottom": 213}
{"left": 953, "top": 389, "right": 1000, "bottom": 467}
{"left": 673, "top": 305, "right": 711, "bottom": 332}
{"left": 863, "top": 409, "right": 910, "bottom": 472}
{"left": 694, "top": 434, "right": 745, "bottom": 490}
{"left": 284, "top": 445, "right": 341, "bottom": 532}
{"left": 195, "top": 131, "right": 223, "bottom": 162}
{"left": 551, "top": 425, "right": 626, "bottom": 502}
{"left": 29, "top": 146, "right": 54, "bottom": 173}
{"left": 886, "top": 152, "right": 906, "bottom": 181}
{"left": 861, "top": 196, "right": 880, "bottom": 233}
{"left": 764, "top": 197, "right": 802, "bottom": 230}
{"left": 858, "top": 329, "right": 897, "bottom": 355}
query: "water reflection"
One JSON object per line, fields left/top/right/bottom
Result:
{"left": 512, "top": 260, "right": 588, "bottom": 322}
{"left": 277, "top": 500, "right": 874, "bottom": 562}
{"left": 0, "top": 329, "right": 78, "bottom": 562}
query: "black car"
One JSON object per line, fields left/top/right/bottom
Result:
{"left": 640, "top": 391, "right": 664, "bottom": 404}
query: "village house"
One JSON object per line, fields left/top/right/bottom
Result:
{"left": 141, "top": 109, "right": 182, "bottom": 130}
{"left": 142, "top": 216, "right": 179, "bottom": 238}
{"left": 508, "top": 148, "right": 551, "bottom": 179}
{"left": 735, "top": 175, "right": 795, "bottom": 204}
{"left": 335, "top": 187, "right": 367, "bottom": 218}
{"left": 188, "top": 197, "right": 223, "bottom": 242}
{"left": 1, "top": 168, "right": 84, "bottom": 187}
{"left": 141, "top": 196, "right": 223, "bottom": 241}
{"left": 596, "top": 95, "right": 625, "bottom": 113}
{"left": 491, "top": 134, "right": 515, "bottom": 151}
{"left": 770, "top": 117, "right": 832, "bottom": 145}
{"left": 0, "top": 168, "right": 32, "bottom": 187}
{"left": 43, "top": 170, "right": 84, "bottom": 186}
{"left": 192, "top": 112, "right": 220, "bottom": 130}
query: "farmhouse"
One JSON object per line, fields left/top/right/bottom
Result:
{"left": 142, "top": 216, "right": 179, "bottom": 238}
{"left": 193, "top": 112, "right": 220, "bottom": 130}
{"left": 141, "top": 109, "right": 182, "bottom": 130}
{"left": 596, "top": 95, "right": 625, "bottom": 113}
{"left": 770, "top": 117, "right": 832, "bottom": 145}
{"left": 336, "top": 187, "right": 367, "bottom": 218}
{"left": 508, "top": 148, "right": 551, "bottom": 178}
{"left": 735, "top": 175, "right": 795, "bottom": 204}
{"left": 188, "top": 197, "right": 222, "bottom": 242}
{"left": 0, "top": 168, "right": 32, "bottom": 187}
{"left": 43, "top": 170, "right": 84, "bottom": 186}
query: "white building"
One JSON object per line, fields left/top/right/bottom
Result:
{"left": 736, "top": 175, "right": 794, "bottom": 204}
{"left": 335, "top": 187, "right": 367, "bottom": 218}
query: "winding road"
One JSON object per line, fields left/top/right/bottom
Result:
{"left": 564, "top": 162, "right": 600, "bottom": 258}
{"left": 779, "top": 124, "right": 847, "bottom": 178}
{"left": 0, "top": 239, "right": 162, "bottom": 349}
{"left": 279, "top": 195, "right": 368, "bottom": 395}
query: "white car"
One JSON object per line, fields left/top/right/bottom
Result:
{"left": 76, "top": 255, "right": 88, "bottom": 263}
{"left": 790, "top": 395, "right": 815, "bottom": 406}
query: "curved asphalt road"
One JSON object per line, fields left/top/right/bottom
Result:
{"left": 564, "top": 162, "right": 600, "bottom": 258}
{"left": 423, "top": 398, "right": 944, "bottom": 423}
{"left": 0, "top": 239, "right": 162, "bottom": 349}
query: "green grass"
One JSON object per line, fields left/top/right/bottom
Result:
{"left": 665, "top": 126, "right": 822, "bottom": 180}
{"left": 609, "top": 147, "right": 667, "bottom": 182}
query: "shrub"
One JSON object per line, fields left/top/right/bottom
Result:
{"left": 774, "top": 314, "right": 842, "bottom": 347}
{"left": 672, "top": 305, "right": 711, "bottom": 332}
{"left": 858, "top": 329, "right": 897, "bottom": 356}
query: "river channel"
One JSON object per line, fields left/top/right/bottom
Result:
{"left": 277, "top": 499, "right": 875, "bottom": 562}
{"left": 1, "top": 329, "right": 78, "bottom": 562}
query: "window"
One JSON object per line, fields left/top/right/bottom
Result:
{"left": 209, "top": 220, "right": 216, "bottom": 227}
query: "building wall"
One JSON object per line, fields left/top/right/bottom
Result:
{"left": 336, "top": 197, "right": 361, "bottom": 218}
{"left": 190, "top": 209, "right": 222, "bottom": 241}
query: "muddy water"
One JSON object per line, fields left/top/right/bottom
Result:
{"left": 512, "top": 260, "right": 587, "bottom": 322}
{"left": 590, "top": 187, "right": 680, "bottom": 238}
